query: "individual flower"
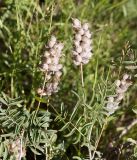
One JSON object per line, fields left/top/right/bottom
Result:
{"left": 106, "top": 96, "right": 119, "bottom": 115}
{"left": 72, "top": 18, "right": 93, "bottom": 66}
{"left": 37, "top": 36, "right": 64, "bottom": 96}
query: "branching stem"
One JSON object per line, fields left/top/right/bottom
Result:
{"left": 91, "top": 116, "right": 108, "bottom": 159}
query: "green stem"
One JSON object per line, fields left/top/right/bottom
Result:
{"left": 34, "top": 74, "right": 47, "bottom": 118}
{"left": 80, "top": 63, "right": 84, "bottom": 88}
{"left": 91, "top": 116, "right": 108, "bottom": 159}
{"left": 45, "top": 98, "right": 50, "bottom": 160}
{"left": 88, "top": 124, "right": 94, "bottom": 160}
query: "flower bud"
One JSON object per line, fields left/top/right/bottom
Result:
{"left": 56, "top": 43, "right": 64, "bottom": 51}
{"left": 72, "top": 18, "right": 81, "bottom": 28}
{"left": 55, "top": 71, "right": 62, "bottom": 77}
{"left": 50, "top": 48, "right": 56, "bottom": 55}
{"left": 72, "top": 51, "right": 79, "bottom": 56}
{"left": 85, "top": 30, "right": 92, "bottom": 38}
{"left": 115, "top": 80, "right": 121, "bottom": 87}
{"left": 108, "top": 96, "right": 114, "bottom": 102}
{"left": 82, "top": 23, "right": 89, "bottom": 31}
{"left": 74, "top": 40, "right": 80, "bottom": 47}
{"left": 83, "top": 59, "right": 89, "bottom": 64}
{"left": 57, "top": 64, "right": 63, "bottom": 70}
{"left": 123, "top": 74, "right": 129, "bottom": 80}
{"left": 53, "top": 57, "right": 59, "bottom": 64}
{"left": 75, "top": 34, "right": 82, "bottom": 41}
{"left": 73, "top": 60, "right": 81, "bottom": 66}
{"left": 76, "top": 46, "right": 82, "bottom": 53}
{"left": 42, "top": 63, "right": 48, "bottom": 70}
{"left": 78, "top": 28, "right": 84, "bottom": 35}
{"left": 44, "top": 51, "right": 50, "bottom": 57}
{"left": 48, "top": 40, "right": 56, "bottom": 48}
{"left": 46, "top": 58, "right": 52, "bottom": 64}
{"left": 76, "top": 55, "right": 82, "bottom": 62}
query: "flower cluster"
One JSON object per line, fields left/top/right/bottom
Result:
{"left": 106, "top": 74, "right": 132, "bottom": 115}
{"left": 37, "top": 36, "right": 64, "bottom": 96}
{"left": 72, "top": 18, "right": 92, "bottom": 66}
{"left": 8, "top": 139, "right": 26, "bottom": 159}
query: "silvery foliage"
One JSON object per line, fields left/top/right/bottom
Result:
{"left": 0, "top": 93, "right": 57, "bottom": 159}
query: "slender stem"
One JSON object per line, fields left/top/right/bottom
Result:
{"left": 88, "top": 124, "right": 94, "bottom": 160}
{"left": 80, "top": 63, "right": 87, "bottom": 122}
{"left": 45, "top": 143, "right": 48, "bottom": 160}
{"left": 80, "top": 63, "right": 92, "bottom": 159}
{"left": 49, "top": 4, "right": 54, "bottom": 34}
{"left": 18, "top": 138, "right": 22, "bottom": 160}
{"left": 19, "top": 130, "right": 24, "bottom": 160}
{"left": 35, "top": 74, "right": 47, "bottom": 115}
{"left": 91, "top": 117, "right": 108, "bottom": 159}
{"left": 120, "top": 118, "right": 137, "bottom": 138}
{"left": 32, "top": 73, "right": 47, "bottom": 123}
{"left": 34, "top": 154, "right": 36, "bottom": 160}
{"left": 11, "top": 70, "right": 14, "bottom": 98}
{"left": 45, "top": 98, "right": 50, "bottom": 160}
{"left": 80, "top": 63, "right": 84, "bottom": 88}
